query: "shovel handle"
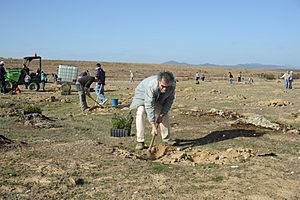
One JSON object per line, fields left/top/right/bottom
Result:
{"left": 87, "top": 95, "right": 104, "bottom": 108}
{"left": 148, "top": 123, "right": 159, "bottom": 151}
{"left": 148, "top": 135, "right": 156, "bottom": 151}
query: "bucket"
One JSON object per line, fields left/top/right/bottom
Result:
{"left": 111, "top": 98, "right": 118, "bottom": 107}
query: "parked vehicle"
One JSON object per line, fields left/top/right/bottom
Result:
{"left": 5, "top": 55, "right": 43, "bottom": 91}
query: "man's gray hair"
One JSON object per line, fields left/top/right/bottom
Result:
{"left": 158, "top": 71, "right": 175, "bottom": 83}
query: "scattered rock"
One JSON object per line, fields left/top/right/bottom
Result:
{"left": 259, "top": 99, "right": 293, "bottom": 107}
{"left": 177, "top": 104, "right": 185, "bottom": 108}
{"left": 237, "top": 114, "right": 281, "bottom": 130}
{"left": 170, "top": 122, "right": 179, "bottom": 128}
{"left": 61, "top": 98, "right": 71, "bottom": 103}
{"left": 209, "top": 89, "right": 221, "bottom": 94}
{"left": 227, "top": 94, "right": 247, "bottom": 100}
{"left": 191, "top": 106, "right": 201, "bottom": 112}
{"left": 172, "top": 108, "right": 180, "bottom": 113}
{"left": 67, "top": 113, "right": 73, "bottom": 117}
{"left": 45, "top": 96, "right": 57, "bottom": 102}
{"left": 286, "top": 129, "right": 300, "bottom": 134}
{"left": 208, "top": 108, "right": 241, "bottom": 119}
{"left": 183, "top": 87, "right": 194, "bottom": 92}
{"left": 291, "top": 113, "right": 298, "bottom": 118}
{"left": 68, "top": 177, "right": 76, "bottom": 186}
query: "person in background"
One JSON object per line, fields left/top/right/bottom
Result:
{"left": 237, "top": 72, "right": 242, "bottom": 82}
{"left": 0, "top": 61, "right": 7, "bottom": 93}
{"left": 20, "top": 64, "right": 31, "bottom": 88}
{"left": 130, "top": 71, "right": 177, "bottom": 150}
{"left": 23, "top": 64, "right": 30, "bottom": 75}
{"left": 195, "top": 72, "right": 200, "bottom": 84}
{"left": 130, "top": 70, "right": 134, "bottom": 82}
{"left": 200, "top": 72, "right": 205, "bottom": 81}
{"left": 281, "top": 71, "right": 289, "bottom": 89}
{"left": 228, "top": 72, "right": 234, "bottom": 84}
{"left": 95, "top": 63, "right": 107, "bottom": 105}
{"left": 76, "top": 73, "right": 96, "bottom": 111}
{"left": 53, "top": 73, "right": 58, "bottom": 83}
{"left": 15, "top": 85, "right": 21, "bottom": 94}
{"left": 79, "top": 71, "right": 88, "bottom": 77}
{"left": 248, "top": 77, "right": 254, "bottom": 84}
{"left": 288, "top": 71, "right": 293, "bottom": 89}
{"left": 40, "top": 71, "right": 47, "bottom": 92}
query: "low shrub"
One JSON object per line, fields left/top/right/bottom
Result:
{"left": 22, "top": 104, "right": 42, "bottom": 115}
{"left": 262, "top": 73, "right": 276, "bottom": 80}
{"left": 111, "top": 112, "right": 133, "bottom": 130}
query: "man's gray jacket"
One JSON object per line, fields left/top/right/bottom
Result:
{"left": 130, "top": 75, "right": 176, "bottom": 124}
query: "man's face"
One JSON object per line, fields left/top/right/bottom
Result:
{"left": 159, "top": 80, "right": 170, "bottom": 93}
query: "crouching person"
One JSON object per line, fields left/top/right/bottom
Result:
{"left": 76, "top": 73, "right": 95, "bottom": 112}
{"left": 130, "top": 71, "right": 177, "bottom": 150}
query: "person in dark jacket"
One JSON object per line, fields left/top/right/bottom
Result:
{"left": 0, "top": 61, "right": 7, "bottom": 93}
{"left": 95, "top": 63, "right": 107, "bottom": 105}
{"left": 76, "top": 74, "right": 95, "bottom": 111}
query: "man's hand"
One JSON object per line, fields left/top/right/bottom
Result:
{"left": 84, "top": 87, "right": 90, "bottom": 96}
{"left": 151, "top": 124, "right": 158, "bottom": 136}
{"left": 156, "top": 114, "right": 164, "bottom": 124}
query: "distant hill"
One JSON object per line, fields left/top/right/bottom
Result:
{"left": 162, "top": 60, "right": 191, "bottom": 65}
{"left": 161, "top": 60, "right": 300, "bottom": 69}
{"left": 235, "top": 63, "right": 284, "bottom": 69}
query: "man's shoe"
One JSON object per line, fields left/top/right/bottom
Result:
{"left": 82, "top": 107, "right": 90, "bottom": 112}
{"left": 163, "top": 139, "right": 177, "bottom": 146}
{"left": 100, "top": 98, "right": 108, "bottom": 105}
{"left": 135, "top": 142, "right": 145, "bottom": 150}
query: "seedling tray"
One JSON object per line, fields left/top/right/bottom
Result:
{"left": 110, "top": 128, "right": 131, "bottom": 137}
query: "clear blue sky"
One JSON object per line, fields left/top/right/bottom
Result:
{"left": 1, "top": 0, "right": 300, "bottom": 67}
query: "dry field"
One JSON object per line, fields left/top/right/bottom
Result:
{"left": 0, "top": 58, "right": 300, "bottom": 199}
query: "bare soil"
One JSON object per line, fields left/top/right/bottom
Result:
{"left": 0, "top": 59, "right": 299, "bottom": 199}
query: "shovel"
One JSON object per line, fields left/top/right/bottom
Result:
{"left": 86, "top": 94, "right": 105, "bottom": 108}
{"left": 148, "top": 134, "right": 156, "bottom": 153}
{"left": 144, "top": 135, "right": 156, "bottom": 160}
{"left": 145, "top": 124, "right": 159, "bottom": 160}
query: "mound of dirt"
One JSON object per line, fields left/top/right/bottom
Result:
{"left": 237, "top": 114, "right": 281, "bottom": 130}
{"left": 157, "top": 147, "right": 255, "bottom": 165}
{"left": 111, "top": 145, "right": 260, "bottom": 166}
{"left": 19, "top": 113, "right": 62, "bottom": 129}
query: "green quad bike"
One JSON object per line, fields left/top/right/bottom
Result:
{"left": 5, "top": 55, "right": 43, "bottom": 92}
